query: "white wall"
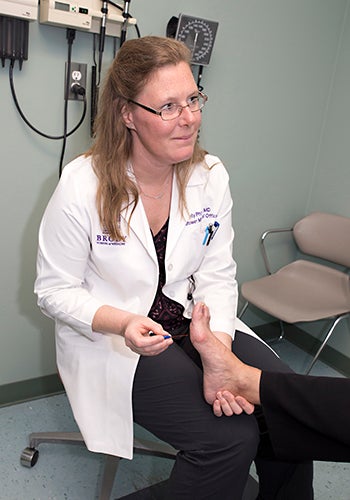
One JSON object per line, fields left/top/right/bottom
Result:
{"left": 305, "top": 1, "right": 350, "bottom": 352}
{"left": 0, "top": 0, "right": 349, "bottom": 387}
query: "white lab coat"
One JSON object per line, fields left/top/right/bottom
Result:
{"left": 35, "top": 153, "right": 263, "bottom": 459}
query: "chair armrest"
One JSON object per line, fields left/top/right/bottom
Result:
{"left": 260, "top": 227, "right": 293, "bottom": 275}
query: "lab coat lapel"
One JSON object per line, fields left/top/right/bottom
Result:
{"left": 166, "top": 168, "right": 205, "bottom": 258}
{"left": 123, "top": 201, "right": 157, "bottom": 261}
{"left": 121, "top": 166, "right": 157, "bottom": 261}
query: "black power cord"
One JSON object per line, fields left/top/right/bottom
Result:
{"left": 59, "top": 28, "right": 82, "bottom": 176}
{"left": 9, "top": 62, "right": 87, "bottom": 140}
{"left": 8, "top": 28, "right": 87, "bottom": 176}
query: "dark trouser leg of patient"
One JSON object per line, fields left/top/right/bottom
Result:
{"left": 260, "top": 371, "right": 350, "bottom": 463}
{"left": 233, "top": 332, "right": 314, "bottom": 500}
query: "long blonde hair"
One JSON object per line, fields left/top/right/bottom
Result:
{"left": 88, "top": 36, "right": 207, "bottom": 241}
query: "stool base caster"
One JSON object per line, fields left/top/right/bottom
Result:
{"left": 20, "top": 447, "right": 39, "bottom": 468}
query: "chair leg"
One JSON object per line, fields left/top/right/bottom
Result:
{"left": 133, "top": 437, "right": 177, "bottom": 459}
{"left": 97, "top": 439, "right": 176, "bottom": 500}
{"left": 305, "top": 313, "right": 349, "bottom": 374}
{"left": 21, "top": 432, "right": 85, "bottom": 468}
{"left": 98, "top": 455, "right": 121, "bottom": 500}
{"left": 267, "top": 320, "right": 286, "bottom": 345}
{"left": 28, "top": 431, "right": 84, "bottom": 448}
{"left": 278, "top": 320, "right": 285, "bottom": 341}
{"left": 238, "top": 301, "right": 249, "bottom": 318}
{"left": 21, "top": 432, "right": 177, "bottom": 500}
{"left": 238, "top": 302, "right": 286, "bottom": 345}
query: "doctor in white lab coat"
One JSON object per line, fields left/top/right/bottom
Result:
{"left": 36, "top": 151, "right": 254, "bottom": 457}
{"left": 35, "top": 36, "right": 313, "bottom": 500}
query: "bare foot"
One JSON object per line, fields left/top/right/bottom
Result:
{"left": 190, "top": 302, "right": 261, "bottom": 405}
{"left": 190, "top": 303, "right": 243, "bottom": 403}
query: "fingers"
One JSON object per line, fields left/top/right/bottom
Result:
{"left": 233, "top": 395, "right": 255, "bottom": 415}
{"left": 126, "top": 330, "right": 173, "bottom": 356}
{"left": 144, "top": 334, "right": 173, "bottom": 356}
{"left": 123, "top": 314, "right": 174, "bottom": 356}
{"left": 143, "top": 331, "right": 172, "bottom": 350}
{"left": 212, "top": 391, "right": 255, "bottom": 417}
{"left": 148, "top": 331, "right": 172, "bottom": 340}
{"left": 213, "top": 399, "right": 223, "bottom": 417}
{"left": 216, "top": 391, "right": 243, "bottom": 415}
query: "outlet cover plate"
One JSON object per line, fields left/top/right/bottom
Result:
{"left": 65, "top": 61, "right": 87, "bottom": 101}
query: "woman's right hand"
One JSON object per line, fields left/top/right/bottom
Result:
{"left": 92, "top": 305, "right": 172, "bottom": 356}
{"left": 123, "top": 315, "right": 173, "bottom": 356}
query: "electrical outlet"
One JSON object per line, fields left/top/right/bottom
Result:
{"left": 65, "top": 62, "right": 87, "bottom": 101}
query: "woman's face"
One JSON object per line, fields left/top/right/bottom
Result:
{"left": 123, "top": 61, "right": 202, "bottom": 168}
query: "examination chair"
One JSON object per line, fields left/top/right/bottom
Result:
{"left": 239, "top": 212, "right": 350, "bottom": 374}
{"left": 20, "top": 427, "right": 177, "bottom": 500}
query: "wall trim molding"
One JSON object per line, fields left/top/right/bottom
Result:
{"left": 0, "top": 374, "right": 64, "bottom": 407}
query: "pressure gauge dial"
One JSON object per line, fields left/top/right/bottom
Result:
{"left": 175, "top": 14, "right": 219, "bottom": 66}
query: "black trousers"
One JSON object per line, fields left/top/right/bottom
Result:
{"left": 260, "top": 371, "right": 350, "bottom": 463}
{"left": 132, "top": 331, "right": 313, "bottom": 500}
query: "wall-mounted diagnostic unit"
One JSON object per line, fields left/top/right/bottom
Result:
{"left": 0, "top": 0, "right": 38, "bottom": 20}
{"left": 0, "top": 0, "right": 38, "bottom": 68}
{"left": 39, "top": 0, "right": 136, "bottom": 36}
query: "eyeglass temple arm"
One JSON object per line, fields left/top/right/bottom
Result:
{"left": 197, "top": 65, "right": 204, "bottom": 91}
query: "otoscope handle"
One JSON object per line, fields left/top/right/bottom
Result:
{"left": 99, "top": 1, "right": 108, "bottom": 52}
{"left": 120, "top": 0, "right": 131, "bottom": 46}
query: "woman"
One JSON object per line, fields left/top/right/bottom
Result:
{"left": 35, "top": 36, "right": 313, "bottom": 499}
{"left": 189, "top": 303, "right": 350, "bottom": 463}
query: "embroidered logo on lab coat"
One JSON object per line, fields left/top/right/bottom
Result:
{"left": 96, "top": 229, "right": 126, "bottom": 246}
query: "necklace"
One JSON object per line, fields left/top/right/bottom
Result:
{"left": 136, "top": 171, "right": 173, "bottom": 200}
{"left": 139, "top": 188, "right": 166, "bottom": 200}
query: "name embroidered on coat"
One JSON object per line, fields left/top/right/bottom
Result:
{"left": 186, "top": 206, "right": 217, "bottom": 226}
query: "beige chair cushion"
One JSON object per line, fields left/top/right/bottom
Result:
{"left": 241, "top": 259, "right": 350, "bottom": 324}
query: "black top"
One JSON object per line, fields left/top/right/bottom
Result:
{"left": 148, "top": 218, "right": 190, "bottom": 335}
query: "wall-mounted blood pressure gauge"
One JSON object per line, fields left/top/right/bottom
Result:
{"left": 175, "top": 14, "right": 219, "bottom": 66}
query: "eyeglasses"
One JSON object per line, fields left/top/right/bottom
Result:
{"left": 128, "top": 92, "right": 208, "bottom": 121}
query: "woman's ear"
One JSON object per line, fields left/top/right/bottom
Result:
{"left": 121, "top": 104, "right": 136, "bottom": 130}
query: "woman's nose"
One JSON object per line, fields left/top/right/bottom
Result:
{"left": 179, "top": 105, "right": 197, "bottom": 124}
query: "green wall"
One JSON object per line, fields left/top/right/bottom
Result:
{"left": 1, "top": 0, "right": 349, "bottom": 393}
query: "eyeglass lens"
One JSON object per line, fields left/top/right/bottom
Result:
{"left": 161, "top": 94, "right": 207, "bottom": 120}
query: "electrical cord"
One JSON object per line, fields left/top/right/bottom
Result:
{"left": 93, "top": 0, "right": 141, "bottom": 83}
{"left": 9, "top": 61, "right": 87, "bottom": 141}
{"left": 8, "top": 28, "right": 86, "bottom": 145}
{"left": 107, "top": 0, "right": 141, "bottom": 35}
{"left": 59, "top": 30, "right": 74, "bottom": 176}
{"left": 59, "top": 28, "right": 76, "bottom": 176}
{"left": 134, "top": 22, "right": 141, "bottom": 38}
{"left": 91, "top": 1, "right": 140, "bottom": 136}
{"left": 9, "top": 28, "right": 87, "bottom": 177}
